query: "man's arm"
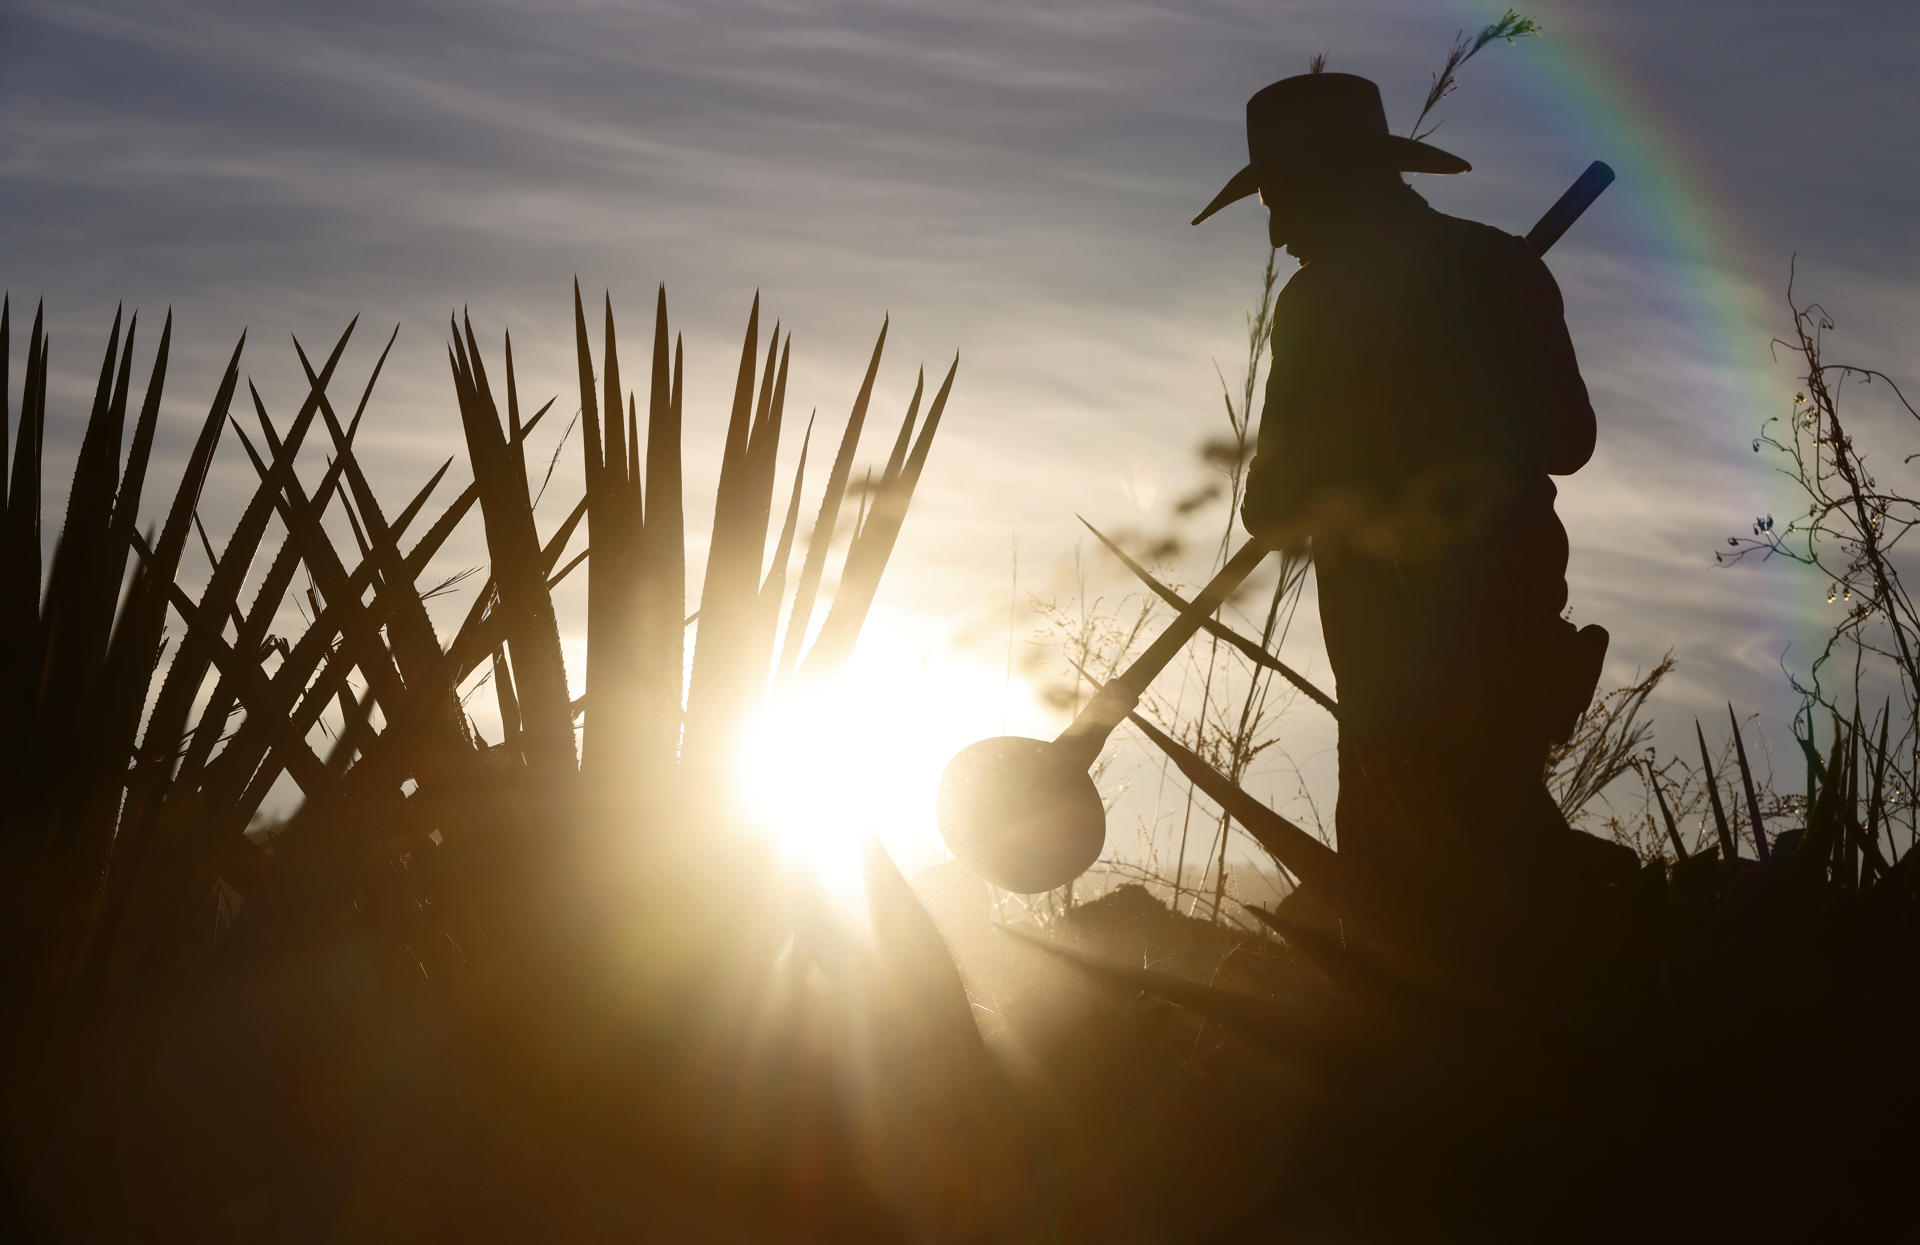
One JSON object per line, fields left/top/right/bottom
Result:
{"left": 1512, "top": 244, "right": 1595, "bottom": 476}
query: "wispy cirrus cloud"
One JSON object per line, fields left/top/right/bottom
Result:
{"left": 4, "top": 0, "right": 1917, "bottom": 822}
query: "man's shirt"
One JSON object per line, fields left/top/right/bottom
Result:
{"left": 1243, "top": 194, "right": 1593, "bottom": 566}
{"left": 1241, "top": 192, "right": 1596, "bottom": 704}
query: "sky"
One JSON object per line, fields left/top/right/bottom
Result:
{"left": 4, "top": 0, "right": 1919, "bottom": 869}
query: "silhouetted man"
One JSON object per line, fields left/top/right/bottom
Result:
{"left": 1194, "top": 73, "right": 1623, "bottom": 916}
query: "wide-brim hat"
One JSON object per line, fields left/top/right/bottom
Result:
{"left": 1192, "top": 72, "right": 1470, "bottom": 226}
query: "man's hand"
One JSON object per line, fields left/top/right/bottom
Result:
{"left": 1240, "top": 449, "right": 1312, "bottom": 558}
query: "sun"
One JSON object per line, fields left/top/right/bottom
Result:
{"left": 731, "top": 607, "right": 1057, "bottom": 913}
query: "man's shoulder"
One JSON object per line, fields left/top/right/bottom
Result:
{"left": 1271, "top": 206, "right": 1551, "bottom": 323}
{"left": 1425, "top": 207, "right": 1524, "bottom": 245}
{"left": 1419, "top": 209, "right": 1538, "bottom": 271}
{"left": 1411, "top": 208, "right": 1564, "bottom": 314}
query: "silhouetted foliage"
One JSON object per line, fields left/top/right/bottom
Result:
{"left": 0, "top": 292, "right": 987, "bottom": 1241}
{"left": 8, "top": 27, "right": 1920, "bottom": 1239}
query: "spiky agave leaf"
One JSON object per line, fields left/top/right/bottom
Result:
{"left": 191, "top": 466, "right": 482, "bottom": 846}
{"left": 296, "top": 330, "right": 477, "bottom": 789}
{"left": 493, "top": 645, "right": 523, "bottom": 751}
{"left": 7, "top": 308, "right": 140, "bottom": 991}
{"left": 1865, "top": 703, "right": 1893, "bottom": 880}
{"left": 741, "top": 415, "right": 813, "bottom": 690}
{"left": 1123, "top": 709, "right": 1341, "bottom": 892}
{"left": 98, "top": 337, "right": 176, "bottom": 689}
{"left": 1645, "top": 762, "right": 1688, "bottom": 859}
{"left": 41, "top": 326, "right": 247, "bottom": 987}
{"left": 33, "top": 309, "right": 136, "bottom": 780}
{"left": 1791, "top": 721, "right": 1852, "bottom": 883}
{"left": 602, "top": 296, "right": 627, "bottom": 528}
{"left": 637, "top": 290, "right": 686, "bottom": 768}
{"left": 199, "top": 447, "right": 487, "bottom": 826}
{"left": 0, "top": 304, "right": 46, "bottom": 776}
{"left": 103, "top": 312, "right": 171, "bottom": 633}
{"left": 573, "top": 288, "right": 644, "bottom": 781}
{"left": 169, "top": 418, "right": 368, "bottom": 789}
{"left": 136, "top": 324, "right": 343, "bottom": 796}
{"left": 1840, "top": 712, "right": 1864, "bottom": 887}
{"left": 572, "top": 288, "right": 611, "bottom": 772}
{"left": 1078, "top": 516, "right": 1336, "bottom": 716}
{"left": 777, "top": 318, "right": 885, "bottom": 684}
{"left": 573, "top": 281, "right": 607, "bottom": 514}
{"left": 861, "top": 837, "right": 987, "bottom": 1057}
{"left": 181, "top": 439, "right": 456, "bottom": 796}
{"left": 741, "top": 331, "right": 791, "bottom": 563}
{"left": 40, "top": 305, "right": 128, "bottom": 621}
{"left": 1694, "top": 719, "right": 1738, "bottom": 862}
{"left": 262, "top": 488, "right": 587, "bottom": 849}
{"left": 1831, "top": 708, "right": 1894, "bottom": 887}
{"left": 72, "top": 329, "right": 244, "bottom": 908}
{"left": 876, "top": 369, "right": 922, "bottom": 491}
{"left": 449, "top": 315, "right": 574, "bottom": 775}
{"left": 577, "top": 293, "right": 653, "bottom": 782}
{"left": 129, "top": 543, "right": 336, "bottom": 793}
{"left": 683, "top": 298, "right": 777, "bottom": 771}
{"left": 1725, "top": 704, "right": 1769, "bottom": 861}
{"left": 224, "top": 488, "right": 600, "bottom": 961}
{"left": 110, "top": 329, "right": 353, "bottom": 958}
{"left": 90, "top": 520, "right": 390, "bottom": 987}
{"left": 802, "top": 355, "right": 957, "bottom": 676}
{"left": 227, "top": 408, "right": 410, "bottom": 731}
{"left": 189, "top": 450, "right": 444, "bottom": 808}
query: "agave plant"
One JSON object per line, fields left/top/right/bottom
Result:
{"left": 0, "top": 289, "right": 998, "bottom": 1239}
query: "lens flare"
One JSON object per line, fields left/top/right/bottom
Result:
{"left": 732, "top": 609, "right": 1058, "bottom": 913}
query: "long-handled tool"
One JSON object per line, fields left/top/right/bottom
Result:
{"left": 939, "top": 161, "right": 1617, "bottom": 894}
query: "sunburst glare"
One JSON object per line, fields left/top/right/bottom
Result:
{"left": 732, "top": 607, "right": 1059, "bottom": 914}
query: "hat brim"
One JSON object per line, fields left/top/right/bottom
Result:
{"left": 1190, "top": 136, "right": 1471, "bottom": 226}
